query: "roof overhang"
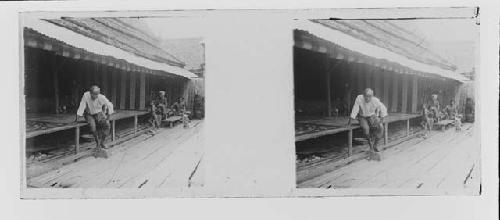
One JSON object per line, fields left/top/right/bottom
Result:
{"left": 22, "top": 18, "right": 198, "bottom": 79}
{"left": 295, "top": 20, "right": 469, "bottom": 82}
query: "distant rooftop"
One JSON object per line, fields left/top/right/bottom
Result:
{"left": 160, "top": 38, "right": 205, "bottom": 71}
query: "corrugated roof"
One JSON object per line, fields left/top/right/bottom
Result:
{"left": 24, "top": 17, "right": 198, "bottom": 78}
{"left": 314, "top": 20, "right": 457, "bottom": 71}
{"left": 295, "top": 20, "right": 468, "bottom": 82}
{"left": 47, "top": 17, "right": 186, "bottom": 67}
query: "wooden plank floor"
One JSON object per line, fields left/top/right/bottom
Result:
{"left": 298, "top": 123, "right": 480, "bottom": 193}
{"left": 28, "top": 120, "right": 204, "bottom": 188}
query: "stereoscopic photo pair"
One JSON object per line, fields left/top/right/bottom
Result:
{"left": 20, "top": 8, "right": 480, "bottom": 198}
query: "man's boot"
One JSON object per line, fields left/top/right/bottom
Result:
{"left": 93, "top": 131, "right": 109, "bottom": 159}
{"left": 366, "top": 134, "right": 373, "bottom": 152}
{"left": 373, "top": 136, "right": 379, "bottom": 152}
{"left": 93, "top": 132, "right": 100, "bottom": 150}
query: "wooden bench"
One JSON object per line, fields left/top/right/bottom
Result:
{"left": 434, "top": 119, "right": 454, "bottom": 131}
{"left": 295, "top": 113, "right": 421, "bottom": 158}
{"left": 26, "top": 110, "right": 149, "bottom": 155}
{"left": 163, "top": 116, "right": 182, "bottom": 128}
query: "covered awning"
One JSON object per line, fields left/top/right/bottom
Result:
{"left": 22, "top": 17, "right": 198, "bottom": 79}
{"left": 294, "top": 20, "right": 469, "bottom": 82}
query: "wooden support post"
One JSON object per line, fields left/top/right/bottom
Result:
{"left": 94, "top": 63, "right": 100, "bottom": 87}
{"left": 347, "top": 65, "right": 355, "bottom": 114}
{"left": 374, "top": 68, "right": 382, "bottom": 97}
{"left": 139, "top": 72, "right": 146, "bottom": 110}
{"left": 356, "top": 65, "right": 364, "bottom": 93}
{"left": 391, "top": 73, "right": 399, "bottom": 112}
{"left": 383, "top": 71, "right": 390, "bottom": 104}
{"left": 347, "top": 129, "right": 353, "bottom": 157}
{"left": 129, "top": 72, "right": 136, "bottom": 109}
{"left": 101, "top": 66, "right": 108, "bottom": 96}
{"left": 365, "top": 66, "right": 372, "bottom": 89}
{"left": 82, "top": 61, "right": 90, "bottom": 90}
{"left": 75, "top": 126, "right": 80, "bottom": 154}
{"left": 111, "top": 120, "right": 116, "bottom": 141}
{"left": 384, "top": 122, "right": 388, "bottom": 145}
{"left": 53, "top": 70, "right": 60, "bottom": 114}
{"left": 120, "top": 69, "right": 127, "bottom": 109}
{"left": 111, "top": 68, "right": 118, "bottom": 106}
{"left": 406, "top": 119, "right": 410, "bottom": 137}
{"left": 401, "top": 75, "right": 408, "bottom": 113}
{"left": 51, "top": 56, "right": 60, "bottom": 114}
{"left": 325, "top": 58, "right": 331, "bottom": 117}
{"left": 133, "top": 115, "right": 138, "bottom": 134}
{"left": 411, "top": 75, "right": 418, "bottom": 113}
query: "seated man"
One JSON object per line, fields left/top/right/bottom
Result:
{"left": 172, "top": 97, "right": 190, "bottom": 128}
{"left": 155, "top": 91, "right": 169, "bottom": 120}
{"left": 428, "top": 94, "right": 442, "bottom": 121}
{"left": 443, "top": 99, "right": 458, "bottom": 120}
{"left": 348, "top": 88, "right": 388, "bottom": 152}
{"left": 149, "top": 100, "right": 161, "bottom": 130}
{"left": 75, "top": 85, "right": 114, "bottom": 151}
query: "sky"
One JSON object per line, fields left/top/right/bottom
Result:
{"left": 140, "top": 17, "right": 478, "bottom": 72}
{"left": 390, "top": 18, "right": 479, "bottom": 72}
{"left": 404, "top": 18, "right": 479, "bottom": 42}
{"left": 142, "top": 17, "right": 208, "bottom": 40}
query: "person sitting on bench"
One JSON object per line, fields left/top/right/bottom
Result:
{"left": 172, "top": 97, "right": 190, "bottom": 128}
{"left": 421, "top": 103, "right": 434, "bottom": 134}
{"left": 443, "top": 99, "right": 458, "bottom": 120}
{"left": 155, "top": 91, "right": 169, "bottom": 119}
{"left": 428, "top": 94, "right": 443, "bottom": 122}
{"left": 75, "top": 85, "right": 114, "bottom": 150}
{"left": 347, "top": 88, "right": 388, "bottom": 152}
{"left": 149, "top": 100, "right": 161, "bottom": 130}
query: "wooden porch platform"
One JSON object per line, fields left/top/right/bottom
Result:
{"left": 27, "top": 120, "right": 204, "bottom": 188}
{"left": 296, "top": 113, "right": 421, "bottom": 141}
{"left": 26, "top": 110, "right": 149, "bottom": 137}
{"left": 298, "top": 123, "right": 479, "bottom": 193}
{"left": 296, "top": 113, "right": 421, "bottom": 157}
{"left": 26, "top": 110, "right": 150, "bottom": 154}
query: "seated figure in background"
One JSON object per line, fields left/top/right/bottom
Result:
{"left": 172, "top": 97, "right": 190, "bottom": 128}
{"left": 421, "top": 103, "right": 434, "bottom": 134}
{"left": 443, "top": 99, "right": 458, "bottom": 120}
{"left": 155, "top": 91, "right": 169, "bottom": 120}
{"left": 149, "top": 100, "right": 161, "bottom": 130}
{"left": 331, "top": 98, "right": 348, "bottom": 117}
{"left": 428, "top": 94, "right": 443, "bottom": 122}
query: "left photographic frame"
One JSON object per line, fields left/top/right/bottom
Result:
{"left": 20, "top": 12, "right": 206, "bottom": 195}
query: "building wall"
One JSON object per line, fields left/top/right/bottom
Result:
{"left": 24, "top": 47, "right": 191, "bottom": 114}
{"left": 456, "top": 81, "right": 475, "bottom": 113}
{"left": 182, "top": 77, "right": 205, "bottom": 112}
{"left": 293, "top": 47, "right": 424, "bottom": 117}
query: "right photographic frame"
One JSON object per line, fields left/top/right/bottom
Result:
{"left": 293, "top": 16, "right": 480, "bottom": 195}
